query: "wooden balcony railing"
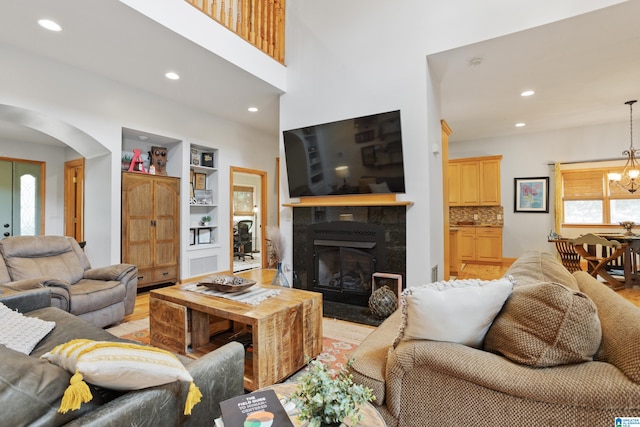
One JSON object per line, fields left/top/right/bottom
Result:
{"left": 186, "top": 0, "right": 285, "bottom": 64}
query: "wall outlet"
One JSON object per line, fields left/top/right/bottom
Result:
{"left": 497, "top": 214, "right": 502, "bottom": 220}
{"left": 473, "top": 214, "right": 479, "bottom": 220}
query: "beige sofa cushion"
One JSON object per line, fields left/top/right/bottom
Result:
{"left": 505, "top": 251, "right": 579, "bottom": 290}
{"left": 576, "top": 271, "right": 640, "bottom": 383}
{"left": 484, "top": 281, "right": 601, "bottom": 367}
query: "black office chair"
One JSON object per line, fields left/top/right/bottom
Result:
{"left": 235, "top": 220, "right": 254, "bottom": 260}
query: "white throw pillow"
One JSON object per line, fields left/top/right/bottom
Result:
{"left": 0, "top": 302, "right": 55, "bottom": 354}
{"left": 393, "top": 278, "right": 513, "bottom": 349}
{"left": 42, "top": 339, "right": 202, "bottom": 415}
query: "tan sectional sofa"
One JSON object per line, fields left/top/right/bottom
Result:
{"left": 349, "top": 251, "right": 640, "bottom": 426}
{"left": 0, "top": 235, "right": 137, "bottom": 327}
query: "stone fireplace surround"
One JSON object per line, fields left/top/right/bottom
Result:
{"left": 291, "top": 204, "right": 406, "bottom": 324}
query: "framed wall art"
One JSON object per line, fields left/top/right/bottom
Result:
{"left": 361, "top": 145, "right": 376, "bottom": 167}
{"left": 197, "top": 228, "right": 212, "bottom": 244}
{"left": 194, "top": 173, "right": 207, "bottom": 190}
{"left": 514, "top": 177, "right": 549, "bottom": 213}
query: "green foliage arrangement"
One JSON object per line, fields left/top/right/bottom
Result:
{"left": 288, "top": 359, "right": 374, "bottom": 427}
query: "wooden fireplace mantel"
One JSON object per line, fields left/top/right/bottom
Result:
{"left": 282, "top": 194, "right": 412, "bottom": 207}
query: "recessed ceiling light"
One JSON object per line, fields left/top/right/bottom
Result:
{"left": 165, "top": 72, "right": 180, "bottom": 80}
{"left": 521, "top": 90, "right": 535, "bottom": 97}
{"left": 515, "top": 122, "right": 526, "bottom": 128}
{"left": 38, "top": 19, "right": 62, "bottom": 32}
{"left": 248, "top": 107, "right": 259, "bottom": 112}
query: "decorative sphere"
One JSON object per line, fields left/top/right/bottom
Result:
{"left": 368, "top": 285, "right": 398, "bottom": 319}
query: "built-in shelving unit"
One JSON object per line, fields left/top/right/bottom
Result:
{"left": 185, "top": 143, "right": 221, "bottom": 278}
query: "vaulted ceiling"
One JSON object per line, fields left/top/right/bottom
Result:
{"left": 1, "top": 1, "right": 638, "bottom": 147}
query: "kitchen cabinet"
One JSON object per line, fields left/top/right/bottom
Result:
{"left": 449, "top": 156, "right": 502, "bottom": 206}
{"left": 122, "top": 172, "right": 180, "bottom": 289}
{"left": 460, "top": 227, "right": 502, "bottom": 264}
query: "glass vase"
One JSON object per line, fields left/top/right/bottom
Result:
{"left": 271, "top": 262, "right": 290, "bottom": 287}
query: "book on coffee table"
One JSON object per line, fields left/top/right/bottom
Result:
{"left": 219, "top": 389, "right": 293, "bottom": 427}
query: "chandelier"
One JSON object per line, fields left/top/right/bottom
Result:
{"left": 608, "top": 100, "right": 639, "bottom": 194}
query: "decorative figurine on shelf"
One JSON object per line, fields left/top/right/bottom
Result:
{"left": 127, "top": 148, "right": 146, "bottom": 173}
{"left": 150, "top": 146, "right": 168, "bottom": 176}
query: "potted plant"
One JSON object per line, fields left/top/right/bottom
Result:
{"left": 288, "top": 359, "right": 374, "bottom": 427}
{"left": 200, "top": 215, "right": 211, "bottom": 226}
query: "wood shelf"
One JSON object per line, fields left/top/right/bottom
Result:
{"left": 283, "top": 193, "right": 412, "bottom": 207}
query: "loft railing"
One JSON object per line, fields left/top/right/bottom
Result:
{"left": 185, "top": 0, "right": 285, "bottom": 64}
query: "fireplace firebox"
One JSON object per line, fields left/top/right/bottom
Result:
{"left": 307, "top": 222, "right": 385, "bottom": 307}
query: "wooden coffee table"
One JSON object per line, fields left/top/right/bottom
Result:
{"left": 149, "top": 275, "right": 323, "bottom": 391}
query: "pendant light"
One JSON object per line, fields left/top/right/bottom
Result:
{"left": 608, "top": 100, "right": 639, "bottom": 193}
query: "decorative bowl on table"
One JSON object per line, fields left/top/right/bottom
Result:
{"left": 620, "top": 221, "right": 636, "bottom": 236}
{"left": 198, "top": 274, "right": 257, "bottom": 293}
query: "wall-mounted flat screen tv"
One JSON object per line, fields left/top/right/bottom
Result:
{"left": 283, "top": 110, "right": 405, "bottom": 198}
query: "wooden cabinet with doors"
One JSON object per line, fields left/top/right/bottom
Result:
{"left": 449, "top": 156, "right": 502, "bottom": 206}
{"left": 122, "top": 172, "right": 180, "bottom": 289}
{"left": 460, "top": 227, "right": 502, "bottom": 264}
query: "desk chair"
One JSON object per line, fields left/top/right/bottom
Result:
{"left": 571, "top": 233, "right": 626, "bottom": 290}
{"left": 234, "top": 220, "right": 254, "bottom": 260}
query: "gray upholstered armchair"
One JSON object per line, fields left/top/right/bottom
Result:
{"left": 0, "top": 235, "right": 137, "bottom": 327}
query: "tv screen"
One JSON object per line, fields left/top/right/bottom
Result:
{"left": 283, "top": 110, "right": 405, "bottom": 198}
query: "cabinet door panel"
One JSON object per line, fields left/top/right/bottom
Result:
{"left": 155, "top": 180, "right": 179, "bottom": 217}
{"left": 476, "top": 230, "right": 502, "bottom": 262}
{"left": 448, "top": 163, "right": 461, "bottom": 206}
{"left": 480, "top": 160, "right": 501, "bottom": 205}
{"left": 459, "top": 162, "right": 479, "bottom": 205}
{"left": 127, "top": 244, "right": 152, "bottom": 268}
{"left": 460, "top": 229, "right": 476, "bottom": 261}
{"left": 126, "top": 180, "right": 153, "bottom": 217}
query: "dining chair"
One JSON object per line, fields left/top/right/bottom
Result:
{"left": 571, "top": 233, "right": 626, "bottom": 290}
{"left": 551, "top": 238, "right": 582, "bottom": 273}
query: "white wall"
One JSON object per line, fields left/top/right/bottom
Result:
{"left": 279, "top": 0, "right": 623, "bottom": 286}
{"left": 0, "top": 44, "right": 279, "bottom": 269}
{"left": 449, "top": 121, "right": 629, "bottom": 258}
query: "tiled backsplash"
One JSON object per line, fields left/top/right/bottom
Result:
{"left": 450, "top": 206, "right": 504, "bottom": 226}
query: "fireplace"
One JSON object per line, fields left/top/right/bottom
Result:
{"left": 291, "top": 205, "right": 406, "bottom": 324}
{"left": 307, "top": 222, "right": 385, "bottom": 307}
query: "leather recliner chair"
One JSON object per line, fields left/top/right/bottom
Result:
{"left": 0, "top": 235, "right": 137, "bottom": 327}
